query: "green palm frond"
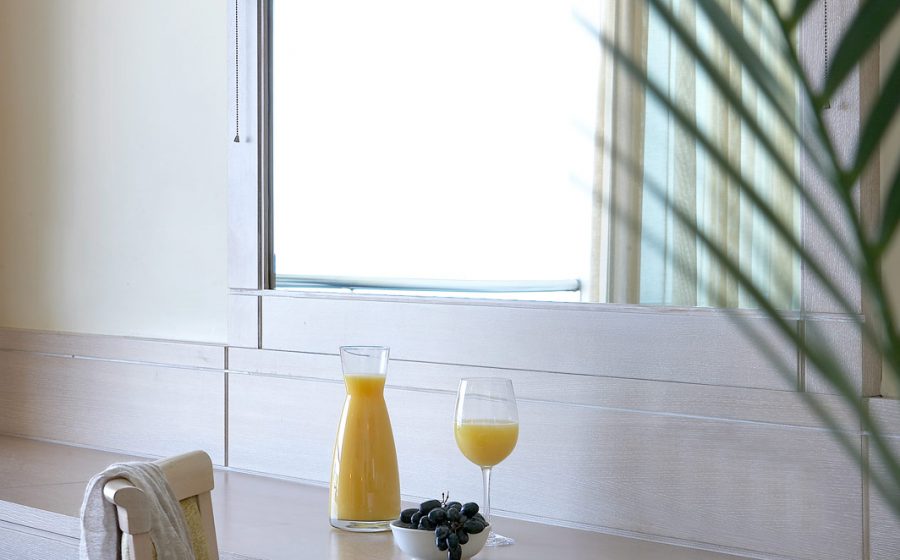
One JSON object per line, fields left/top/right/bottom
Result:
{"left": 591, "top": 0, "right": 900, "bottom": 520}
{"left": 859, "top": 57, "right": 900, "bottom": 191}
{"left": 578, "top": 11, "right": 875, "bottom": 339}
{"left": 821, "top": 0, "right": 900, "bottom": 108}
{"left": 785, "top": 0, "right": 818, "bottom": 30}
{"left": 883, "top": 166, "right": 900, "bottom": 250}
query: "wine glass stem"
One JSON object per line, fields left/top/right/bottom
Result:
{"left": 481, "top": 466, "right": 492, "bottom": 524}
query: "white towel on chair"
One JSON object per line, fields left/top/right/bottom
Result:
{"left": 79, "top": 461, "right": 196, "bottom": 560}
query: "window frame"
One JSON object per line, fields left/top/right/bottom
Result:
{"left": 227, "top": 0, "right": 880, "bottom": 396}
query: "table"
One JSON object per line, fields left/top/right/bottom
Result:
{"left": 0, "top": 435, "right": 751, "bottom": 560}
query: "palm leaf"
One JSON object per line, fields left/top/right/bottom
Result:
{"left": 853, "top": 49, "right": 900, "bottom": 183}
{"left": 643, "top": 0, "right": 864, "bottom": 282}
{"left": 786, "top": 0, "right": 817, "bottom": 31}
{"left": 694, "top": 0, "right": 795, "bottom": 123}
{"left": 762, "top": 0, "right": 860, "bottom": 207}
{"left": 762, "top": 0, "right": 900, "bottom": 380}
{"left": 604, "top": 142, "right": 900, "bottom": 517}
{"left": 636, "top": 157, "right": 900, "bottom": 516}
{"left": 882, "top": 163, "right": 900, "bottom": 251}
{"left": 821, "top": 0, "right": 900, "bottom": 107}
{"left": 650, "top": 0, "right": 838, "bottom": 186}
{"left": 592, "top": 17, "right": 866, "bottom": 403}
{"left": 591, "top": 0, "right": 900, "bottom": 519}
{"left": 581, "top": 15, "right": 880, "bottom": 345}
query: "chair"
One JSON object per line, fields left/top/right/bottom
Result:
{"left": 102, "top": 450, "right": 220, "bottom": 560}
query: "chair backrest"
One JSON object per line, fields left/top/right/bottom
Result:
{"left": 102, "top": 450, "right": 219, "bottom": 560}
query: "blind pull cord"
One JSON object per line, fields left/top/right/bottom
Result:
{"left": 234, "top": 0, "right": 240, "bottom": 142}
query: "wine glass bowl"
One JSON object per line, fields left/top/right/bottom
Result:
{"left": 454, "top": 419, "right": 518, "bottom": 467}
{"left": 454, "top": 377, "right": 518, "bottom": 547}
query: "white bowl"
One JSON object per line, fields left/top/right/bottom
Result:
{"left": 390, "top": 520, "right": 489, "bottom": 560}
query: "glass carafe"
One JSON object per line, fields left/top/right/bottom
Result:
{"left": 329, "top": 346, "right": 400, "bottom": 531}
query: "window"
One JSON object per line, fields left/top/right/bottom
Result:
{"left": 268, "top": 1, "right": 800, "bottom": 310}
{"left": 228, "top": 0, "right": 868, "bottom": 391}
{"left": 270, "top": 1, "right": 600, "bottom": 302}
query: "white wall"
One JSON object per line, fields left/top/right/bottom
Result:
{"left": 0, "top": 0, "right": 894, "bottom": 355}
{"left": 882, "top": 17, "right": 900, "bottom": 397}
{"left": 0, "top": 1, "right": 228, "bottom": 343}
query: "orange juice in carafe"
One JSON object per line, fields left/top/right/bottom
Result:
{"left": 329, "top": 347, "right": 400, "bottom": 531}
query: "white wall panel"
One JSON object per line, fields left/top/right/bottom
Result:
{"left": 261, "top": 295, "right": 798, "bottom": 391}
{"left": 869, "top": 398, "right": 900, "bottom": 560}
{"left": 228, "top": 374, "right": 344, "bottom": 482}
{"left": 0, "top": 327, "right": 874, "bottom": 560}
{"left": 228, "top": 347, "right": 859, "bottom": 431}
{"left": 228, "top": 294, "right": 259, "bottom": 349}
{"left": 0, "top": 327, "right": 223, "bottom": 369}
{"left": 0, "top": 351, "right": 225, "bottom": 463}
{"left": 0, "top": 522, "right": 78, "bottom": 560}
{"left": 228, "top": 371, "right": 862, "bottom": 560}
{"left": 804, "top": 318, "right": 864, "bottom": 395}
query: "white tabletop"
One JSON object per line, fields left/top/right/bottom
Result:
{"left": 0, "top": 435, "right": 750, "bottom": 560}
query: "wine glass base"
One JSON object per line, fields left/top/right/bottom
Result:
{"left": 485, "top": 531, "right": 515, "bottom": 547}
{"left": 329, "top": 517, "right": 393, "bottom": 532}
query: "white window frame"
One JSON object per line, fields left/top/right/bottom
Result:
{"left": 227, "top": 0, "right": 880, "bottom": 396}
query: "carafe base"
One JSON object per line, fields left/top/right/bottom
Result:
{"left": 330, "top": 517, "right": 394, "bottom": 532}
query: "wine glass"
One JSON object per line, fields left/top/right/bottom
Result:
{"left": 454, "top": 377, "right": 519, "bottom": 547}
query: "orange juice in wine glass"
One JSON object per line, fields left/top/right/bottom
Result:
{"left": 454, "top": 378, "right": 518, "bottom": 547}
{"left": 454, "top": 419, "right": 518, "bottom": 467}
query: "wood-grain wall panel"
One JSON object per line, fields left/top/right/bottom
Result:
{"left": 0, "top": 502, "right": 79, "bottom": 540}
{"left": 0, "top": 351, "right": 225, "bottom": 463}
{"left": 228, "top": 294, "right": 259, "bottom": 349}
{"left": 0, "top": 327, "right": 873, "bottom": 559}
{"left": 228, "top": 347, "right": 859, "bottom": 431}
{"left": 228, "top": 374, "right": 344, "bottom": 480}
{"left": 0, "top": 327, "right": 223, "bottom": 369}
{"left": 504, "top": 402, "right": 860, "bottom": 560}
{"left": 228, "top": 372, "right": 862, "bottom": 560}
{"left": 0, "top": 522, "right": 78, "bottom": 560}
{"left": 804, "top": 318, "right": 864, "bottom": 395}
{"left": 868, "top": 398, "right": 900, "bottom": 560}
{"left": 261, "top": 296, "right": 798, "bottom": 391}
{"left": 870, "top": 438, "right": 900, "bottom": 560}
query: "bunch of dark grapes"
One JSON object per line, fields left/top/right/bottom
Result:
{"left": 399, "top": 493, "right": 487, "bottom": 560}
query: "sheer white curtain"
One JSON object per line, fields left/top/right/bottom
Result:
{"left": 593, "top": 0, "right": 800, "bottom": 310}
